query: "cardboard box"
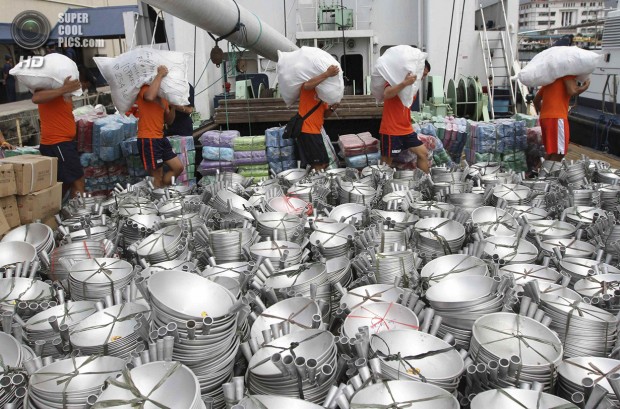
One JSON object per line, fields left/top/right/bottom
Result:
{"left": 0, "top": 195, "right": 20, "bottom": 228}
{"left": 0, "top": 208, "right": 10, "bottom": 237}
{"left": 0, "top": 155, "right": 57, "bottom": 195}
{"left": 0, "top": 164, "right": 16, "bottom": 197}
{"left": 17, "top": 183, "right": 62, "bottom": 225}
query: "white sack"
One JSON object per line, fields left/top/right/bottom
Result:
{"left": 277, "top": 46, "right": 344, "bottom": 107}
{"left": 371, "top": 45, "right": 427, "bottom": 107}
{"left": 517, "top": 46, "right": 603, "bottom": 87}
{"left": 94, "top": 47, "right": 190, "bottom": 114}
{"left": 9, "top": 53, "right": 82, "bottom": 97}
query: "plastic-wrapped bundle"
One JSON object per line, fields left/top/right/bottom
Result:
{"left": 514, "top": 113, "right": 539, "bottom": 128}
{"left": 503, "top": 151, "right": 528, "bottom": 172}
{"left": 265, "top": 126, "right": 293, "bottom": 147}
{"left": 126, "top": 155, "right": 148, "bottom": 177}
{"left": 338, "top": 132, "right": 379, "bottom": 157}
{"left": 269, "top": 160, "right": 297, "bottom": 174}
{"left": 266, "top": 146, "right": 296, "bottom": 162}
{"left": 202, "top": 146, "right": 234, "bottom": 162}
{"left": 198, "top": 159, "right": 235, "bottom": 175}
{"left": 527, "top": 126, "right": 542, "bottom": 145}
{"left": 474, "top": 123, "right": 497, "bottom": 153}
{"left": 1, "top": 147, "right": 40, "bottom": 158}
{"left": 419, "top": 123, "right": 437, "bottom": 137}
{"left": 98, "top": 122, "right": 124, "bottom": 161}
{"left": 233, "top": 135, "right": 266, "bottom": 151}
{"left": 233, "top": 150, "right": 267, "bottom": 166}
{"left": 84, "top": 166, "right": 108, "bottom": 178}
{"left": 498, "top": 134, "right": 527, "bottom": 152}
{"left": 176, "top": 150, "right": 196, "bottom": 167}
{"left": 121, "top": 138, "right": 139, "bottom": 157}
{"left": 80, "top": 153, "right": 105, "bottom": 168}
{"left": 199, "top": 130, "right": 239, "bottom": 148}
{"left": 344, "top": 151, "right": 381, "bottom": 168}
{"left": 99, "top": 145, "right": 121, "bottom": 162}
{"left": 168, "top": 135, "right": 195, "bottom": 154}
{"left": 76, "top": 117, "right": 95, "bottom": 153}
{"left": 238, "top": 164, "right": 269, "bottom": 179}
{"left": 433, "top": 149, "right": 453, "bottom": 166}
{"left": 92, "top": 116, "right": 114, "bottom": 153}
{"left": 435, "top": 122, "right": 446, "bottom": 141}
{"left": 475, "top": 152, "right": 502, "bottom": 162}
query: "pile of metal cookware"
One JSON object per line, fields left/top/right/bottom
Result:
{"left": 4, "top": 157, "right": 620, "bottom": 409}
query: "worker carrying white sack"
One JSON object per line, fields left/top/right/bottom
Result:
{"left": 371, "top": 45, "right": 427, "bottom": 108}
{"left": 94, "top": 47, "right": 190, "bottom": 114}
{"left": 9, "top": 53, "right": 83, "bottom": 97}
{"left": 517, "top": 46, "right": 603, "bottom": 87}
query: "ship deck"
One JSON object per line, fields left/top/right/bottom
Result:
{"left": 567, "top": 143, "right": 620, "bottom": 168}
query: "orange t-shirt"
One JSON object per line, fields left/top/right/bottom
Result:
{"left": 299, "top": 87, "right": 328, "bottom": 134}
{"left": 379, "top": 85, "right": 413, "bottom": 136}
{"left": 538, "top": 76, "right": 575, "bottom": 120}
{"left": 136, "top": 85, "right": 169, "bottom": 139}
{"left": 38, "top": 96, "right": 76, "bottom": 145}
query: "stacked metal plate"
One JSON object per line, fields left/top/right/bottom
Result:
{"left": 24, "top": 301, "right": 97, "bottom": 356}
{"left": 251, "top": 297, "right": 321, "bottom": 339}
{"left": 70, "top": 302, "right": 151, "bottom": 358}
{"left": 151, "top": 184, "right": 193, "bottom": 200}
{"left": 414, "top": 218, "right": 466, "bottom": 256}
{"left": 427, "top": 276, "right": 504, "bottom": 349}
{"left": 69, "top": 258, "right": 135, "bottom": 301}
{"left": 115, "top": 196, "right": 158, "bottom": 217}
{"left": 371, "top": 210, "right": 418, "bottom": 231}
{"left": 492, "top": 184, "right": 531, "bottom": 206}
{"left": 1, "top": 223, "right": 54, "bottom": 257}
{"left": 238, "top": 395, "right": 324, "bottom": 409}
{"left": 309, "top": 223, "right": 356, "bottom": 259}
{"left": 49, "top": 240, "right": 114, "bottom": 282}
{"left": 470, "top": 313, "right": 563, "bottom": 391}
{"left": 526, "top": 220, "right": 577, "bottom": 241}
{"left": 277, "top": 168, "right": 309, "bottom": 186}
{"left": 325, "top": 256, "right": 353, "bottom": 313}
{"left": 470, "top": 162, "right": 501, "bottom": 176}
{"left": 329, "top": 204, "right": 370, "bottom": 227}
{"left": 288, "top": 183, "right": 329, "bottom": 204}
{"left": 447, "top": 193, "right": 485, "bottom": 214}
{"left": 433, "top": 181, "right": 470, "bottom": 196}
{"left": 483, "top": 236, "right": 538, "bottom": 264}
{"left": 480, "top": 173, "right": 514, "bottom": 188}
{"left": 213, "top": 190, "right": 253, "bottom": 220}
{"left": 135, "top": 225, "right": 187, "bottom": 264}
{"left": 372, "top": 250, "right": 417, "bottom": 285}
{"left": 596, "top": 169, "right": 620, "bottom": 184}
{"left": 337, "top": 181, "right": 377, "bottom": 205}
{"left": 265, "top": 263, "right": 329, "bottom": 303}
{"left": 559, "top": 258, "right": 620, "bottom": 285}
{"left": 557, "top": 356, "right": 620, "bottom": 405}
{"left": 420, "top": 254, "right": 489, "bottom": 289}
{"left": 408, "top": 201, "right": 455, "bottom": 218}
{"left": 0, "top": 333, "right": 25, "bottom": 408}
{"left": 0, "top": 241, "right": 37, "bottom": 269}
{"left": 506, "top": 205, "right": 549, "bottom": 221}
{"left": 247, "top": 329, "right": 338, "bottom": 403}
{"left": 539, "top": 160, "right": 562, "bottom": 177}
{"left": 120, "top": 214, "right": 162, "bottom": 245}
{"left": 599, "top": 185, "right": 620, "bottom": 211}
{"left": 201, "top": 261, "right": 250, "bottom": 283}
{"left": 64, "top": 225, "right": 112, "bottom": 242}
{"left": 148, "top": 270, "right": 239, "bottom": 405}
{"left": 28, "top": 355, "right": 126, "bottom": 408}
{"left": 499, "top": 263, "right": 564, "bottom": 287}
{"left": 472, "top": 206, "right": 519, "bottom": 238}
{"left": 138, "top": 260, "right": 197, "bottom": 280}
{"left": 94, "top": 361, "right": 204, "bottom": 409}
{"left": 370, "top": 329, "right": 464, "bottom": 393}
{"left": 538, "top": 237, "right": 596, "bottom": 260}
{"left": 434, "top": 172, "right": 465, "bottom": 183}
{"left": 561, "top": 161, "right": 587, "bottom": 184}
{"left": 340, "top": 284, "right": 403, "bottom": 311}
{"left": 342, "top": 302, "right": 419, "bottom": 337}
{"left": 574, "top": 274, "right": 620, "bottom": 314}
{"left": 470, "top": 389, "right": 580, "bottom": 409}
{"left": 564, "top": 206, "right": 605, "bottom": 227}
{"left": 209, "top": 227, "right": 256, "bottom": 263}
{"left": 539, "top": 293, "right": 617, "bottom": 358}
{"left": 256, "top": 212, "right": 304, "bottom": 243}
{"left": 349, "top": 380, "right": 459, "bottom": 409}
{"left": 0, "top": 278, "right": 54, "bottom": 314}
{"left": 267, "top": 196, "right": 311, "bottom": 216}
{"left": 250, "top": 240, "right": 303, "bottom": 271}
{"left": 383, "top": 190, "right": 421, "bottom": 210}
{"left": 372, "top": 230, "right": 411, "bottom": 252}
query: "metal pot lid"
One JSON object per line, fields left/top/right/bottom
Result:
{"left": 264, "top": 263, "right": 327, "bottom": 290}
{"left": 250, "top": 297, "right": 320, "bottom": 339}
{"left": 540, "top": 293, "right": 617, "bottom": 325}
{"left": 278, "top": 168, "right": 308, "bottom": 182}
{"left": 426, "top": 276, "right": 498, "bottom": 309}
{"left": 25, "top": 300, "right": 97, "bottom": 332}
{"left": 0, "top": 278, "right": 54, "bottom": 306}
{"left": 138, "top": 260, "right": 197, "bottom": 279}
{"left": 471, "top": 313, "right": 563, "bottom": 367}
{"left": 433, "top": 172, "right": 466, "bottom": 183}
{"left": 574, "top": 274, "right": 620, "bottom": 298}
{"left": 0, "top": 241, "right": 37, "bottom": 268}
{"left": 527, "top": 220, "right": 576, "bottom": 240}
{"left": 94, "top": 361, "right": 200, "bottom": 409}
{"left": 250, "top": 240, "right": 302, "bottom": 259}
{"left": 257, "top": 212, "right": 303, "bottom": 232}
{"left": 409, "top": 201, "right": 455, "bottom": 217}
{"left": 1, "top": 223, "right": 54, "bottom": 253}
{"left": 471, "top": 162, "right": 501, "bottom": 175}
{"left": 350, "top": 380, "right": 459, "bottom": 409}
{"left": 362, "top": 164, "right": 395, "bottom": 177}
{"left": 483, "top": 236, "right": 538, "bottom": 264}
{"left": 470, "top": 389, "right": 577, "bottom": 409}
{"left": 238, "top": 395, "right": 324, "bottom": 409}
{"left": 371, "top": 210, "right": 418, "bottom": 225}
{"left": 564, "top": 206, "right": 605, "bottom": 224}
{"left": 529, "top": 282, "right": 580, "bottom": 301}
{"left": 343, "top": 302, "right": 419, "bottom": 338}
{"left": 507, "top": 205, "right": 549, "bottom": 221}
{"left": 492, "top": 184, "right": 531, "bottom": 203}
{"left": 329, "top": 204, "right": 368, "bottom": 224}
{"left": 558, "top": 357, "right": 620, "bottom": 400}
{"left": 414, "top": 218, "right": 466, "bottom": 252}
{"left": 135, "top": 226, "right": 183, "bottom": 257}
{"left": 559, "top": 258, "right": 620, "bottom": 282}
{"left": 117, "top": 197, "right": 158, "bottom": 217}
{"left": 420, "top": 255, "right": 489, "bottom": 288}
{"left": 340, "top": 284, "right": 403, "bottom": 310}
{"left": 267, "top": 196, "right": 310, "bottom": 215}
{"left": 214, "top": 189, "right": 253, "bottom": 219}
{"left": 0, "top": 332, "right": 22, "bottom": 371}
{"left": 69, "top": 258, "right": 134, "bottom": 285}
{"left": 201, "top": 261, "right": 249, "bottom": 280}
{"left": 447, "top": 193, "right": 484, "bottom": 206}
{"left": 472, "top": 206, "right": 519, "bottom": 237}
{"left": 539, "top": 238, "right": 596, "bottom": 259}
{"left": 148, "top": 270, "right": 236, "bottom": 319}
{"left": 309, "top": 223, "right": 356, "bottom": 249}
{"left": 499, "top": 263, "right": 563, "bottom": 285}
{"left": 370, "top": 329, "right": 464, "bottom": 382}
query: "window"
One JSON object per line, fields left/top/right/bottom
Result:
{"left": 561, "top": 11, "right": 574, "bottom": 26}
{"left": 538, "top": 20, "right": 553, "bottom": 25}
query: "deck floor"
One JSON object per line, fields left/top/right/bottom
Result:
{"left": 566, "top": 143, "right": 620, "bottom": 168}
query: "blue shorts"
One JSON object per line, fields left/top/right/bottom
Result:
{"left": 138, "top": 138, "right": 177, "bottom": 171}
{"left": 39, "top": 141, "right": 84, "bottom": 184}
{"left": 381, "top": 133, "right": 423, "bottom": 158}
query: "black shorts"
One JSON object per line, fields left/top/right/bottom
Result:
{"left": 297, "top": 133, "right": 328, "bottom": 166}
{"left": 138, "top": 138, "right": 177, "bottom": 171}
{"left": 381, "top": 133, "right": 423, "bottom": 157}
{"left": 39, "top": 141, "right": 84, "bottom": 184}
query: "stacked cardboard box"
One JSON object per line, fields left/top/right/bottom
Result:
{"left": 0, "top": 155, "right": 62, "bottom": 230}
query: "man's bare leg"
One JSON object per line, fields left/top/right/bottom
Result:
{"left": 163, "top": 157, "right": 184, "bottom": 186}
{"left": 409, "top": 145, "right": 430, "bottom": 173}
{"left": 149, "top": 167, "right": 165, "bottom": 188}
{"left": 70, "top": 177, "right": 86, "bottom": 197}
{"left": 546, "top": 153, "right": 564, "bottom": 161}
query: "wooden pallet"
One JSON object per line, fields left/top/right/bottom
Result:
{"left": 214, "top": 95, "right": 383, "bottom": 125}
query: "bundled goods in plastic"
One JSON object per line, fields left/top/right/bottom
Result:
{"left": 338, "top": 132, "right": 379, "bottom": 157}
{"left": 238, "top": 164, "right": 269, "bottom": 179}
{"left": 176, "top": 150, "right": 196, "bottom": 168}
{"left": 527, "top": 126, "right": 543, "bottom": 145}
{"left": 526, "top": 126, "right": 545, "bottom": 171}
{"left": 394, "top": 133, "right": 439, "bottom": 168}
{"left": 233, "top": 135, "right": 266, "bottom": 152}
{"left": 0, "top": 147, "right": 40, "bottom": 158}
{"left": 168, "top": 135, "right": 196, "bottom": 184}
{"left": 514, "top": 113, "right": 539, "bottom": 128}
{"left": 265, "top": 126, "right": 293, "bottom": 147}
{"left": 496, "top": 120, "right": 527, "bottom": 153}
{"left": 277, "top": 46, "right": 344, "bottom": 106}
{"left": 93, "top": 115, "right": 138, "bottom": 161}
{"left": 344, "top": 151, "right": 381, "bottom": 168}
{"left": 233, "top": 150, "right": 267, "bottom": 166}
{"left": 442, "top": 118, "right": 468, "bottom": 160}
{"left": 80, "top": 153, "right": 105, "bottom": 168}
{"left": 94, "top": 47, "right": 190, "bottom": 113}
{"left": 517, "top": 46, "right": 603, "bottom": 87}
{"left": 475, "top": 151, "right": 502, "bottom": 162}
{"left": 121, "top": 138, "right": 140, "bottom": 157}
{"left": 198, "top": 159, "right": 235, "bottom": 175}
{"left": 474, "top": 122, "right": 498, "bottom": 154}
{"left": 200, "top": 130, "right": 239, "bottom": 148}
{"left": 371, "top": 45, "right": 427, "bottom": 107}
{"left": 202, "top": 146, "right": 234, "bottom": 162}
{"left": 177, "top": 164, "right": 196, "bottom": 183}
{"left": 75, "top": 105, "right": 107, "bottom": 153}
{"left": 126, "top": 155, "right": 147, "bottom": 177}
{"left": 9, "top": 53, "right": 82, "bottom": 97}
{"left": 167, "top": 135, "right": 195, "bottom": 155}
{"left": 269, "top": 160, "right": 297, "bottom": 174}
{"left": 502, "top": 150, "right": 528, "bottom": 172}
{"left": 266, "top": 146, "right": 296, "bottom": 162}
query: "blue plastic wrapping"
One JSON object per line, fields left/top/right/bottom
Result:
{"left": 269, "top": 160, "right": 297, "bottom": 174}
{"left": 265, "top": 126, "right": 294, "bottom": 148}
{"left": 344, "top": 152, "right": 381, "bottom": 168}
{"left": 202, "top": 146, "right": 234, "bottom": 162}
{"left": 475, "top": 123, "right": 497, "bottom": 153}
{"left": 266, "top": 146, "right": 296, "bottom": 162}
